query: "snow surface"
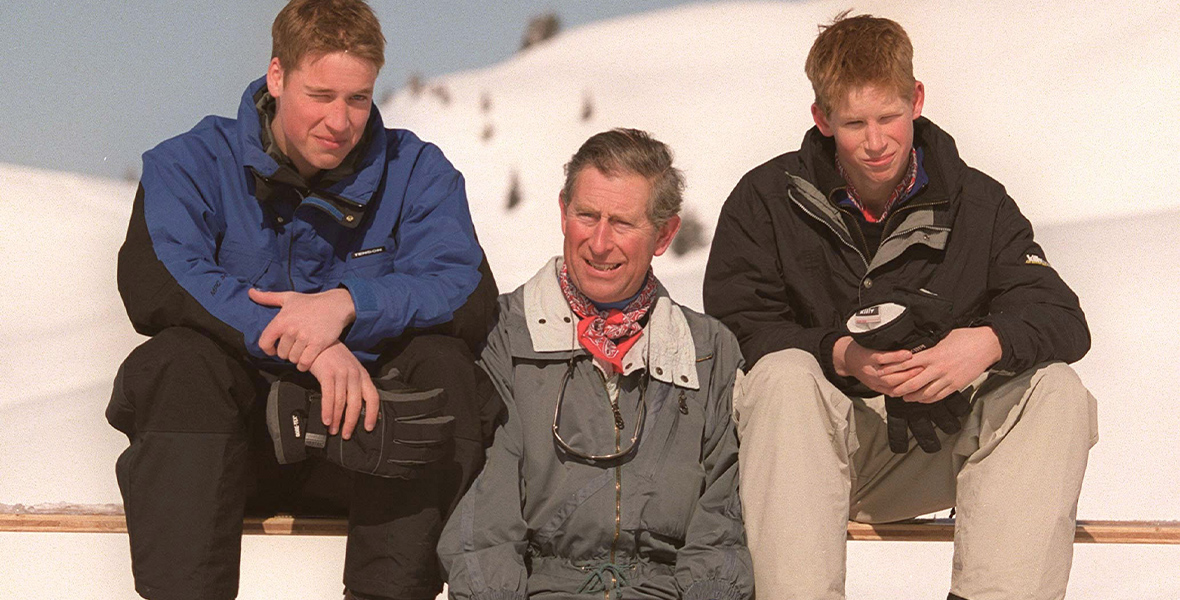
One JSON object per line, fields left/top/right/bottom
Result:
{"left": 2, "top": 0, "right": 1179, "bottom": 598}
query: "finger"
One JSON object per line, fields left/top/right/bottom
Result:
{"left": 872, "top": 348, "right": 913, "bottom": 366}
{"left": 342, "top": 369, "right": 363, "bottom": 440}
{"left": 879, "top": 367, "right": 924, "bottom": 388}
{"left": 296, "top": 342, "right": 321, "bottom": 373}
{"left": 276, "top": 332, "right": 296, "bottom": 362}
{"left": 877, "top": 358, "right": 921, "bottom": 375}
{"left": 248, "top": 288, "right": 287, "bottom": 307}
{"left": 258, "top": 322, "right": 279, "bottom": 355}
{"left": 362, "top": 374, "right": 379, "bottom": 432}
{"left": 319, "top": 374, "right": 336, "bottom": 427}
{"left": 331, "top": 371, "right": 348, "bottom": 436}
{"left": 890, "top": 368, "right": 938, "bottom": 398}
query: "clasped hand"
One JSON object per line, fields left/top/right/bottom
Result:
{"left": 834, "top": 326, "right": 1002, "bottom": 403}
{"left": 251, "top": 288, "right": 376, "bottom": 438}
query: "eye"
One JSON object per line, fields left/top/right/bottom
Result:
{"left": 350, "top": 94, "right": 371, "bottom": 103}
{"left": 610, "top": 218, "right": 636, "bottom": 231}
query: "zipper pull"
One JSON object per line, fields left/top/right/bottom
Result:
{"left": 678, "top": 390, "right": 688, "bottom": 415}
{"left": 611, "top": 402, "right": 625, "bottom": 430}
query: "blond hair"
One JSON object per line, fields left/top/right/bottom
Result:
{"left": 805, "top": 11, "right": 915, "bottom": 114}
{"left": 272, "top": 0, "right": 385, "bottom": 71}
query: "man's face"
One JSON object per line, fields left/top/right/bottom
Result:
{"left": 267, "top": 51, "right": 378, "bottom": 179}
{"left": 813, "top": 82, "right": 924, "bottom": 201}
{"left": 560, "top": 166, "right": 680, "bottom": 304}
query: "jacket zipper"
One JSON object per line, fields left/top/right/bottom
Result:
{"left": 790, "top": 185, "right": 950, "bottom": 304}
{"left": 788, "top": 187, "right": 869, "bottom": 270}
{"left": 596, "top": 369, "right": 623, "bottom": 600}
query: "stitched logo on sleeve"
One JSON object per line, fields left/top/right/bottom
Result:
{"left": 351, "top": 246, "right": 386, "bottom": 259}
{"left": 1024, "top": 253, "right": 1051, "bottom": 267}
{"left": 210, "top": 273, "right": 226, "bottom": 296}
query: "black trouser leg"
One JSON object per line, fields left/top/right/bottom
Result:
{"left": 343, "top": 334, "right": 502, "bottom": 600}
{"left": 107, "top": 328, "right": 262, "bottom": 600}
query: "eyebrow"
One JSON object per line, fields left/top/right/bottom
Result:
{"left": 304, "top": 85, "right": 374, "bottom": 95}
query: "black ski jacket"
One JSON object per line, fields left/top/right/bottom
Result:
{"left": 703, "top": 118, "right": 1089, "bottom": 392}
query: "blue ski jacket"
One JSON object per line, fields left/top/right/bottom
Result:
{"left": 118, "top": 77, "right": 492, "bottom": 364}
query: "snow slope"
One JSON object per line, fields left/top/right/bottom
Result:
{"left": 2, "top": 1, "right": 1179, "bottom": 598}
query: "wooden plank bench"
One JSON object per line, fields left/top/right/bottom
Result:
{"left": 3, "top": 504, "right": 1179, "bottom": 544}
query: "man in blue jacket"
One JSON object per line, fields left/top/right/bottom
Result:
{"left": 105, "top": 1, "right": 499, "bottom": 599}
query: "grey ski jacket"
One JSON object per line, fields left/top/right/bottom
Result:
{"left": 439, "top": 258, "right": 753, "bottom": 600}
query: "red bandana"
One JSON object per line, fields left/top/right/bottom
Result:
{"left": 558, "top": 264, "right": 658, "bottom": 373}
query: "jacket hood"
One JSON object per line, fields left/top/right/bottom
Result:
{"left": 236, "top": 76, "right": 389, "bottom": 209}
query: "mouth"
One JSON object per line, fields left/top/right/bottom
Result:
{"left": 863, "top": 153, "right": 895, "bottom": 169}
{"left": 316, "top": 135, "right": 348, "bottom": 150}
{"left": 584, "top": 258, "right": 622, "bottom": 272}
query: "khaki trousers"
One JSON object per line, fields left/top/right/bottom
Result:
{"left": 734, "top": 349, "right": 1098, "bottom": 600}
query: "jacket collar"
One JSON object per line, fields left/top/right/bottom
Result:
{"left": 796, "top": 117, "right": 961, "bottom": 212}
{"left": 786, "top": 118, "right": 962, "bottom": 262}
{"left": 236, "top": 76, "right": 389, "bottom": 224}
{"left": 520, "top": 257, "right": 700, "bottom": 390}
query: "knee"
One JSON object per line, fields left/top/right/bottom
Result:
{"left": 736, "top": 348, "right": 844, "bottom": 428}
{"left": 740, "top": 349, "right": 828, "bottom": 410}
{"left": 1030, "top": 362, "right": 1097, "bottom": 440}
{"left": 113, "top": 327, "right": 257, "bottom": 433}
{"left": 384, "top": 334, "right": 497, "bottom": 440}
{"left": 386, "top": 334, "right": 476, "bottom": 383}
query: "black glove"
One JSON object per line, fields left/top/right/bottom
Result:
{"left": 846, "top": 288, "right": 971, "bottom": 454}
{"left": 266, "top": 371, "right": 455, "bottom": 479}
{"left": 884, "top": 391, "right": 971, "bottom": 453}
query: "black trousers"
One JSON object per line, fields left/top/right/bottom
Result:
{"left": 106, "top": 327, "right": 500, "bottom": 600}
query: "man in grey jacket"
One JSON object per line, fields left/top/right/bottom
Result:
{"left": 439, "top": 129, "right": 753, "bottom": 599}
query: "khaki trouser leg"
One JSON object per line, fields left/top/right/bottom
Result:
{"left": 736, "top": 350, "right": 1097, "bottom": 600}
{"left": 949, "top": 363, "right": 1098, "bottom": 600}
{"left": 734, "top": 349, "right": 858, "bottom": 600}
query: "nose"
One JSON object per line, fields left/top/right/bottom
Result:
{"left": 865, "top": 122, "right": 886, "bottom": 154}
{"left": 324, "top": 99, "right": 349, "bottom": 134}
{"left": 589, "top": 219, "right": 613, "bottom": 255}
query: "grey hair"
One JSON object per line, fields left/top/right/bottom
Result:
{"left": 560, "top": 128, "right": 685, "bottom": 227}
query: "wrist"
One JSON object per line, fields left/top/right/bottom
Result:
{"left": 832, "top": 336, "right": 853, "bottom": 377}
{"left": 977, "top": 325, "right": 1002, "bottom": 366}
{"left": 327, "top": 287, "right": 357, "bottom": 325}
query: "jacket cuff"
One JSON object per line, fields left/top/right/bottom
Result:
{"left": 974, "top": 317, "right": 1019, "bottom": 376}
{"left": 683, "top": 579, "right": 746, "bottom": 600}
{"left": 339, "top": 276, "right": 395, "bottom": 350}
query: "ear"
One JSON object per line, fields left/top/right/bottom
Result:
{"left": 266, "top": 57, "right": 285, "bottom": 98}
{"left": 911, "top": 81, "right": 925, "bottom": 120}
{"left": 812, "top": 102, "right": 834, "bottom": 137}
{"left": 558, "top": 192, "right": 569, "bottom": 238}
{"left": 652, "top": 215, "right": 682, "bottom": 257}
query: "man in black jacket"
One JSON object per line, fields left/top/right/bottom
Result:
{"left": 703, "top": 13, "right": 1097, "bottom": 600}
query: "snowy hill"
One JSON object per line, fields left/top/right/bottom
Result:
{"left": 3, "top": 1, "right": 1179, "bottom": 598}
{"left": 387, "top": 0, "right": 1180, "bottom": 302}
